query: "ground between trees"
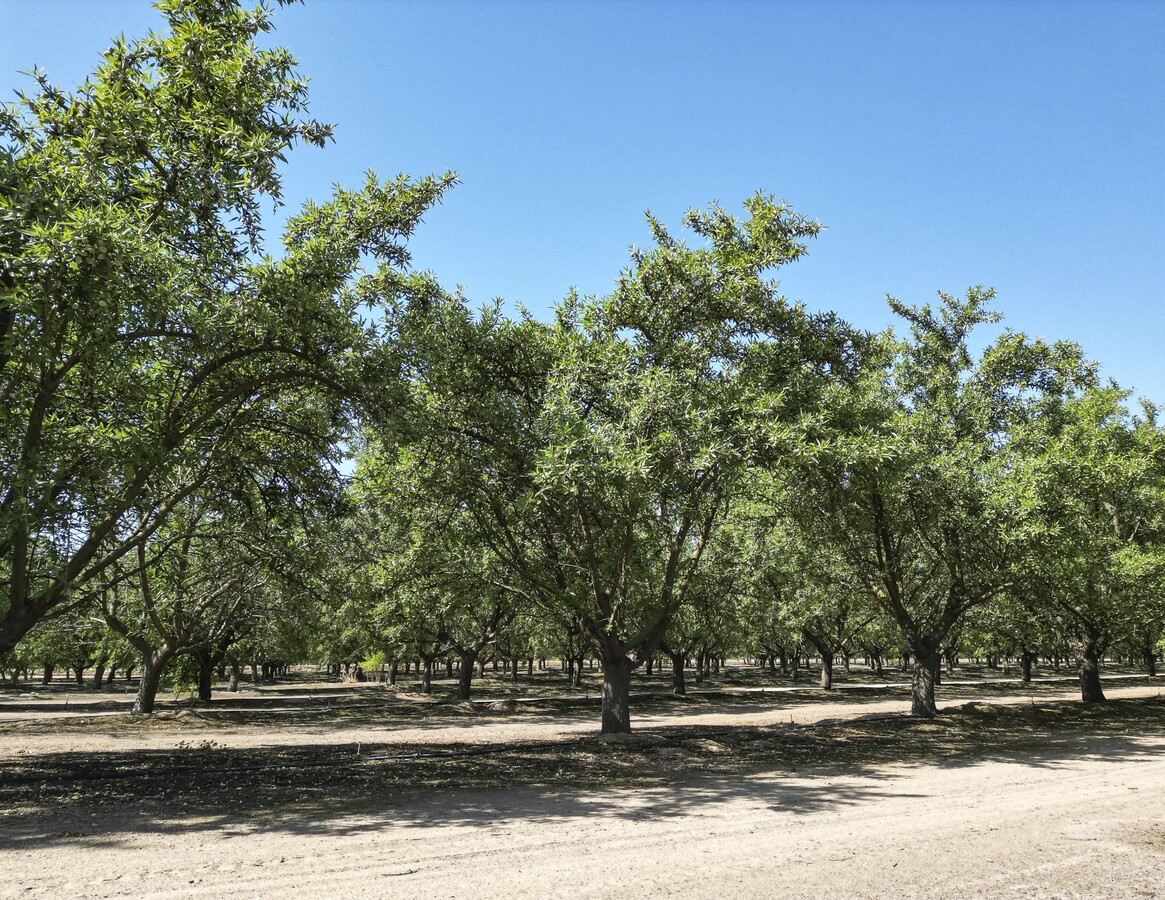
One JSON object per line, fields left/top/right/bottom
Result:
{"left": 2, "top": 675, "right": 1162, "bottom": 827}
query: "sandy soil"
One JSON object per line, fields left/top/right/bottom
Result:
{"left": 2, "top": 678, "right": 1164, "bottom": 898}
{"left": 1, "top": 676, "right": 1160, "bottom": 757}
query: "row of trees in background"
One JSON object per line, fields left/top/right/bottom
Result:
{"left": 2, "top": 1, "right": 1162, "bottom": 730}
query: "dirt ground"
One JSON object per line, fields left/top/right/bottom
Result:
{"left": 2, "top": 669, "right": 1163, "bottom": 898}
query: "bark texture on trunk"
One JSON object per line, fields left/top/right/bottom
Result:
{"left": 197, "top": 663, "right": 213, "bottom": 701}
{"left": 456, "top": 651, "right": 476, "bottom": 700}
{"left": 600, "top": 654, "right": 633, "bottom": 734}
{"left": 132, "top": 647, "right": 174, "bottom": 716}
{"left": 1020, "top": 651, "right": 1035, "bottom": 684}
{"left": 910, "top": 649, "right": 940, "bottom": 717}
{"left": 1078, "top": 631, "right": 1106, "bottom": 702}
{"left": 819, "top": 655, "right": 833, "bottom": 690}
{"left": 421, "top": 658, "right": 434, "bottom": 694}
{"left": 671, "top": 653, "right": 687, "bottom": 696}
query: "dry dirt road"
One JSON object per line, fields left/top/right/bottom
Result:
{"left": 2, "top": 683, "right": 1164, "bottom": 898}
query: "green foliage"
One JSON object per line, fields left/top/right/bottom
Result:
{"left": 0, "top": 0, "right": 450, "bottom": 652}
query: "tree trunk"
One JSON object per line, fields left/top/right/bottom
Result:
{"left": 389, "top": 660, "right": 398, "bottom": 685}
{"left": 228, "top": 662, "right": 240, "bottom": 693}
{"left": 601, "top": 654, "right": 633, "bottom": 734}
{"left": 910, "top": 648, "right": 940, "bottom": 717}
{"left": 671, "top": 652, "right": 687, "bottom": 696}
{"left": 1142, "top": 644, "right": 1158, "bottom": 678}
{"left": 819, "top": 654, "right": 834, "bottom": 690}
{"left": 1020, "top": 650, "right": 1035, "bottom": 684}
{"left": 132, "top": 646, "right": 175, "bottom": 716}
{"left": 92, "top": 662, "right": 106, "bottom": 690}
{"left": 1078, "top": 629, "right": 1106, "bottom": 702}
{"left": 197, "top": 661, "right": 213, "bottom": 701}
{"left": 456, "top": 651, "right": 476, "bottom": 700}
{"left": 421, "top": 658, "right": 434, "bottom": 694}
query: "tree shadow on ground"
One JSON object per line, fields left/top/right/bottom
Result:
{"left": 1, "top": 697, "right": 1163, "bottom": 851}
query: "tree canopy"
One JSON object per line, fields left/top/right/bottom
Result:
{"left": 4, "top": 0, "right": 1163, "bottom": 735}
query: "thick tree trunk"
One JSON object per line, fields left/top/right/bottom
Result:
{"left": 1142, "top": 645, "right": 1158, "bottom": 678}
{"left": 228, "top": 662, "right": 240, "bottom": 693}
{"left": 92, "top": 662, "right": 106, "bottom": 690}
{"left": 421, "top": 658, "right": 434, "bottom": 694}
{"left": 1078, "top": 630, "right": 1106, "bottom": 702}
{"left": 1020, "top": 651, "right": 1035, "bottom": 684}
{"left": 819, "top": 654, "right": 834, "bottom": 690}
{"left": 132, "top": 647, "right": 174, "bottom": 716}
{"left": 456, "top": 651, "right": 476, "bottom": 700}
{"left": 910, "top": 648, "right": 940, "bottom": 717}
{"left": 670, "top": 652, "right": 687, "bottom": 696}
{"left": 197, "top": 662, "right": 213, "bottom": 701}
{"left": 601, "top": 654, "right": 633, "bottom": 734}
{"left": 389, "top": 660, "right": 398, "bottom": 685}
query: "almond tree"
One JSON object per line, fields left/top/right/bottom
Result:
{"left": 0, "top": 0, "right": 451, "bottom": 652}
{"left": 781, "top": 290, "right": 1093, "bottom": 715}
{"left": 1014, "top": 386, "right": 1165, "bottom": 701}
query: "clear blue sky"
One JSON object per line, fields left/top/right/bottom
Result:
{"left": 3, "top": 0, "right": 1163, "bottom": 401}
